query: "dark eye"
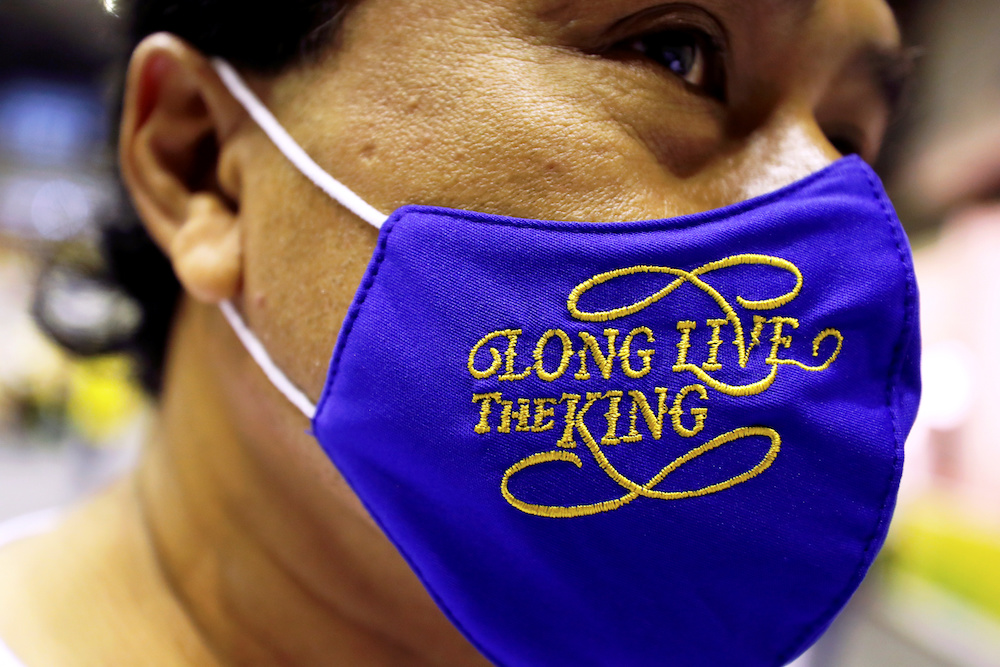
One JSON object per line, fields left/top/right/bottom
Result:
{"left": 626, "top": 29, "right": 725, "bottom": 100}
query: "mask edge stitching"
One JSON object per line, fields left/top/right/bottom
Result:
{"left": 304, "top": 218, "right": 513, "bottom": 667}
{"left": 313, "top": 216, "right": 399, "bottom": 418}
{"left": 776, "top": 165, "right": 917, "bottom": 666}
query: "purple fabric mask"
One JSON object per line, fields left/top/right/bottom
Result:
{"left": 214, "top": 59, "right": 921, "bottom": 667}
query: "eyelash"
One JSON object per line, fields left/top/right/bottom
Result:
{"left": 622, "top": 27, "right": 727, "bottom": 101}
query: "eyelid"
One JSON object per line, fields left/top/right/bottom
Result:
{"left": 595, "top": 3, "right": 730, "bottom": 102}
{"left": 626, "top": 30, "right": 726, "bottom": 101}
{"left": 598, "top": 3, "right": 730, "bottom": 57}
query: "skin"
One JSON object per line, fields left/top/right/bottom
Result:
{"left": 0, "top": 0, "right": 904, "bottom": 664}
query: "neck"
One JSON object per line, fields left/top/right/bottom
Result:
{"left": 135, "top": 299, "right": 487, "bottom": 666}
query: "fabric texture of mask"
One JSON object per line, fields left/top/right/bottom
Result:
{"left": 214, "top": 60, "right": 921, "bottom": 667}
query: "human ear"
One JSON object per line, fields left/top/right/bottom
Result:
{"left": 119, "top": 33, "right": 247, "bottom": 304}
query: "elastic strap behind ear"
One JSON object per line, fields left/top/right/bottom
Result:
{"left": 212, "top": 58, "right": 389, "bottom": 230}
{"left": 220, "top": 300, "right": 317, "bottom": 420}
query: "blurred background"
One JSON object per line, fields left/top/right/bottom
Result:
{"left": 0, "top": 0, "right": 144, "bottom": 523}
{"left": 0, "top": 1, "right": 999, "bottom": 665}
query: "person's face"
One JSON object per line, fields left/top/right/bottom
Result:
{"left": 124, "top": 0, "right": 903, "bottom": 523}
{"left": 226, "top": 0, "right": 902, "bottom": 402}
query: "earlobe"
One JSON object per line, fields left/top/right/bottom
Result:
{"left": 171, "top": 194, "right": 243, "bottom": 303}
{"left": 119, "top": 33, "right": 248, "bottom": 304}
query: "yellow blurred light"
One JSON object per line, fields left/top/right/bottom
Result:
{"left": 66, "top": 356, "right": 142, "bottom": 443}
{"left": 890, "top": 497, "right": 1000, "bottom": 623}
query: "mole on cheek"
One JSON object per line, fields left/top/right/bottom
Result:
{"left": 359, "top": 141, "right": 377, "bottom": 160}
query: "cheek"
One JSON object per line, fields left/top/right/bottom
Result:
{"left": 579, "top": 57, "right": 727, "bottom": 178}
{"left": 310, "top": 49, "right": 731, "bottom": 222}
{"left": 238, "top": 144, "right": 380, "bottom": 400}
{"left": 276, "top": 0, "right": 738, "bottom": 224}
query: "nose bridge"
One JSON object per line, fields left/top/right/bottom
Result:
{"left": 723, "top": 103, "right": 842, "bottom": 202}
{"left": 711, "top": 0, "right": 876, "bottom": 203}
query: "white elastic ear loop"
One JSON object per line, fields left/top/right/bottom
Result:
{"left": 211, "top": 58, "right": 389, "bottom": 230}
{"left": 220, "top": 301, "right": 317, "bottom": 421}
{"left": 212, "top": 59, "right": 388, "bottom": 421}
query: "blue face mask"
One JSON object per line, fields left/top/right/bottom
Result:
{"left": 214, "top": 60, "right": 921, "bottom": 667}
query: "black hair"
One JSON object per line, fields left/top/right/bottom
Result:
{"left": 128, "top": 1, "right": 350, "bottom": 74}
{"left": 36, "top": 0, "right": 349, "bottom": 394}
